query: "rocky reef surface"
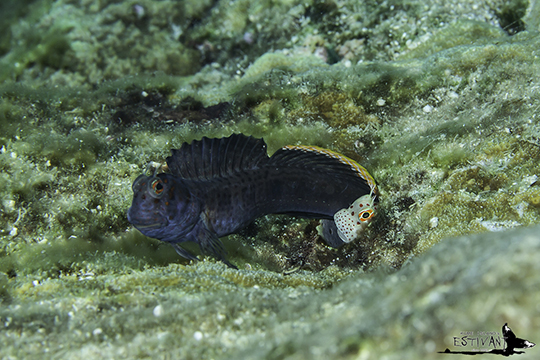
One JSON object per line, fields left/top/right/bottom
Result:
{"left": 1, "top": 0, "right": 539, "bottom": 358}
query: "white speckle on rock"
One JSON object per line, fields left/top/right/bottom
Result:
{"left": 3, "top": 200, "right": 15, "bottom": 212}
{"left": 193, "top": 331, "right": 203, "bottom": 341}
{"left": 153, "top": 304, "right": 163, "bottom": 317}
{"left": 523, "top": 175, "right": 538, "bottom": 187}
{"left": 9, "top": 227, "right": 17, "bottom": 237}
{"left": 514, "top": 201, "right": 528, "bottom": 218}
{"left": 425, "top": 340, "right": 436, "bottom": 352}
{"left": 478, "top": 219, "right": 521, "bottom": 231}
{"left": 448, "top": 91, "right": 459, "bottom": 99}
{"left": 429, "top": 217, "right": 439, "bottom": 228}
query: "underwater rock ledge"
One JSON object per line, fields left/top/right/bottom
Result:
{"left": 1, "top": 223, "right": 539, "bottom": 359}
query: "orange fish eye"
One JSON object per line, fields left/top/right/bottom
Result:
{"left": 359, "top": 209, "right": 373, "bottom": 222}
{"left": 151, "top": 179, "right": 164, "bottom": 195}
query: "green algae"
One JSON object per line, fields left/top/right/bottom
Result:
{"left": 1, "top": 4, "right": 540, "bottom": 269}
{"left": 242, "top": 53, "right": 327, "bottom": 79}
{"left": 0, "top": 0, "right": 56, "bottom": 82}
{"left": 398, "top": 20, "right": 508, "bottom": 61}
{"left": 2, "top": 225, "right": 539, "bottom": 359}
{"left": 0, "top": 0, "right": 539, "bottom": 271}
{"left": 1, "top": 0, "right": 540, "bottom": 358}
{"left": 0, "top": 0, "right": 205, "bottom": 86}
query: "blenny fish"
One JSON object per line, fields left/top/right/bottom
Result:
{"left": 127, "top": 134, "right": 378, "bottom": 268}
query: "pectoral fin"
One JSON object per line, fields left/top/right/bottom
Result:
{"left": 196, "top": 212, "right": 238, "bottom": 269}
{"left": 318, "top": 219, "right": 346, "bottom": 248}
{"left": 172, "top": 243, "right": 199, "bottom": 261}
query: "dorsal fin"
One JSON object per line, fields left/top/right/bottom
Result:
{"left": 269, "top": 145, "right": 378, "bottom": 194}
{"left": 166, "top": 134, "right": 269, "bottom": 180}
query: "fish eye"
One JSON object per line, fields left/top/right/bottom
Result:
{"left": 359, "top": 210, "right": 373, "bottom": 221}
{"left": 149, "top": 178, "right": 165, "bottom": 198}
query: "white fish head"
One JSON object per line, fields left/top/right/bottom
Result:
{"left": 334, "top": 194, "right": 377, "bottom": 243}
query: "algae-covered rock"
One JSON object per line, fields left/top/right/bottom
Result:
{"left": 242, "top": 52, "right": 327, "bottom": 79}
{"left": 1, "top": 223, "right": 539, "bottom": 359}
{"left": 0, "top": 0, "right": 539, "bottom": 358}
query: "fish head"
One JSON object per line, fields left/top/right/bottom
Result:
{"left": 127, "top": 173, "right": 197, "bottom": 240}
{"left": 333, "top": 194, "right": 377, "bottom": 243}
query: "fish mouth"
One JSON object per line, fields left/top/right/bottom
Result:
{"left": 127, "top": 207, "right": 168, "bottom": 229}
{"left": 128, "top": 216, "right": 168, "bottom": 229}
{"left": 132, "top": 222, "right": 164, "bottom": 229}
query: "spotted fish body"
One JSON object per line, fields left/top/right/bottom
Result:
{"left": 127, "top": 134, "right": 378, "bottom": 267}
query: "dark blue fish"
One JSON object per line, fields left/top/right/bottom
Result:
{"left": 127, "top": 134, "right": 378, "bottom": 268}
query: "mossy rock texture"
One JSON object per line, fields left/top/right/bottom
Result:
{"left": 1, "top": 0, "right": 540, "bottom": 358}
